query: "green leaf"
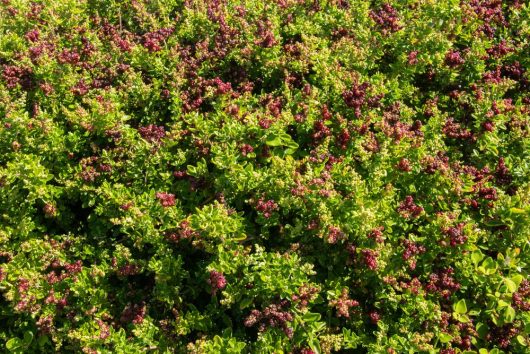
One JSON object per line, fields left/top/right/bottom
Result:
{"left": 497, "top": 299, "right": 510, "bottom": 308}
{"left": 503, "top": 306, "right": 516, "bottom": 323}
{"left": 438, "top": 332, "right": 453, "bottom": 343}
{"left": 302, "top": 312, "right": 321, "bottom": 322}
{"left": 22, "top": 332, "right": 33, "bottom": 346}
{"left": 239, "top": 297, "right": 253, "bottom": 310}
{"left": 6, "top": 338, "right": 21, "bottom": 351}
{"left": 308, "top": 337, "right": 321, "bottom": 354}
{"left": 266, "top": 136, "right": 283, "bottom": 147}
{"left": 517, "top": 335, "right": 527, "bottom": 346}
{"left": 471, "top": 250, "right": 484, "bottom": 265}
{"left": 476, "top": 322, "right": 489, "bottom": 338}
{"left": 454, "top": 299, "right": 467, "bottom": 314}
{"left": 454, "top": 313, "right": 470, "bottom": 323}
{"left": 481, "top": 257, "right": 498, "bottom": 275}
{"left": 504, "top": 278, "right": 517, "bottom": 293}
{"left": 510, "top": 207, "right": 526, "bottom": 214}
{"left": 512, "top": 274, "right": 524, "bottom": 287}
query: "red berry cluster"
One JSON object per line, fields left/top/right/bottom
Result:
{"left": 477, "top": 187, "right": 498, "bottom": 202}
{"left": 440, "top": 349, "right": 456, "bottom": 354}
{"left": 117, "top": 263, "right": 141, "bottom": 277}
{"left": 361, "top": 249, "right": 378, "bottom": 270}
{"left": 486, "top": 40, "right": 513, "bottom": 58}
{"left": 442, "top": 223, "right": 467, "bottom": 247}
{"left": 482, "top": 120, "right": 495, "bottom": 132}
{"left": 100, "top": 20, "right": 133, "bottom": 52}
{"left": 57, "top": 49, "right": 81, "bottom": 65}
{"left": 165, "top": 220, "right": 199, "bottom": 243}
{"left": 336, "top": 128, "right": 351, "bottom": 149}
{"left": 155, "top": 192, "right": 176, "bottom": 207}
{"left": 239, "top": 144, "right": 254, "bottom": 156}
{"left": 402, "top": 239, "right": 426, "bottom": 270}
{"left": 36, "top": 315, "right": 54, "bottom": 335}
{"left": 71, "top": 79, "right": 89, "bottom": 96}
{"left": 244, "top": 300, "right": 294, "bottom": 338}
{"left": 208, "top": 270, "right": 227, "bottom": 295}
{"left": 254, "top": 19, "right": 277, "bottom": 48}
{"left": 255, "top": 197, "right": 279, "bottom": 218}
{"left": 138, "top": 125, "right": 166, "bottom": 143}
{"left": 327, "top": 226, "right": 345, "bottom": 244}
{"left": 291, "top": 284, "right": 319, "bottom": 309}
{"left": 368, "top": 226, "right": 385, "bottom": 244}
{"left": 2, "top": 65, "right": 33, "bottom": 90}
{"left": 494, "top": 157, "right": 512, "bottom": 185}
{"left": 442, "top": 118, "right": 474, "bottom": 140}
{"left": 46, "top": 259, "right": 83, "bottom": 285}
{"left": 44, "top": 289, "right": 68, "bottom": 311}
{"left": 487, "top": 324, "right": 520, "bottom": 349}
{"left": 425, "top": 268, "right": 461, "bottom": 299}
{"left": 370, "top": 4, "right": 402, "bottom": 35}
{"left": 120, "top": 302, "right": 146, "bottom": 325}
{"left": 512, "top": 280, "right": 530, "bottom": 311}
{"left": 24, "top": 28, "right": 39, "bottom": 42}
{"left": 311, "top": 120, "right": 332, "bottom": 142}
{"left": 342, "top": 82, "right": 370, "bottom": 118}
{"left": 396, "top": 158, "right": 412, "bottom": 172}
{"left": 408, "top": 51, "right": 419, "bottom": 65}
{"left": 397, "top": 196, "right": 423, "bottom": 218}
{"left": 329, "top": 288, "right": 359, "bottom": 318}
{"left": 368, "top": 310, "right": 381, "bottom": 324}
{"left": 444, "top": 50, "right": 465, "bottom": 68}
{"left": 142, "top": 27, "right": 174, "bottom": 52}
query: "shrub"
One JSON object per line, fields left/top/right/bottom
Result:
{"left": 0, "top": 0, "right": 529, "bottom": 353}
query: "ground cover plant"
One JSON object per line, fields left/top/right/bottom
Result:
{"left": 0, "top": 0, "right": 529, "bottom": 352}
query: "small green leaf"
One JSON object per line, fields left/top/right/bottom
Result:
{"left": 471, "top": 250, "right": 484, "bottom": 265}
{"left": 308, "top": 337, "right": 321, "bottom": 353}
{"left": 302, "top": 312, "right": 321, "bottom": 322}
{"left": 439, "top": 332, "right": 452, "bottom": 343}
{"left": 517, "top": 335, "right": 527, "bottom": 346}
{"left": 512, "top": 274, "right": 524, "bottom": 287}
{"left": 497, "top": 299, "right": 510, "bottom": 309}
{"left": 22, "top": 331, "right": 33, "bottom": 346}
{"left": 509, "top": 207, "right": 526, "bottom": 214}
{"left": 504, "top": 278, "right": 517, "bottom": 293}
{"left": 504, "top": 306, "right": 516, "bottom": 323}
{"left": 481, "top": 257, "right": 498, "bottom": 275}
{"left": 476, "top": 322, "right": 489, "bottom": 338}
{"left": 239, "top": 297, "right": 253, "bottom": 310}
{"left": 266, "top": 136, "right": 283, "bottom": 147}
{"left": 6, "top": 338, "right": 21, "bottom": 351}
{"left": 454, "top": 299, "right": 467, "bottom": 314}
{"left": 455, "top": 313, "right": 470, "bottom": 323}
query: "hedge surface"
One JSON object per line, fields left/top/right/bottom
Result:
{"left": 0, "top": 0, "right": 529, "bottom": 353}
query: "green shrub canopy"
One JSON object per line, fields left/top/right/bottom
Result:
{"left": 0, "top": 0, "right": 529, "bottom": 353}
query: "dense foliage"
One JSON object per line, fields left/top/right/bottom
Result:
{"left": 1, "top": 0, "right": 530, "bottom": 353}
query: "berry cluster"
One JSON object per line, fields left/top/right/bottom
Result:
{"left": 155, "top": 192, "right": 176, "bottom": 207}
{"left": 208, "top": 270, "right": 227, "bottom": 295}
{"left": 425, "top": 268, "right": 461, "bottom": 299}
{"left": 138, "top": 125, "right": 166, "bottom": 144}
{"left": 329, "top": 288, "right": 360, "bottom": 318}
{"left": 244, "top": 300, "right": 294, "bottom": 338}
{"left": 397, "top": 196, "right": 424, "bottom": 218}
{"left": 255, "top": 197, "right": 279, "bottom": 218}
{"left": 370, "top": 4, "right": 402, "bottom": 34}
